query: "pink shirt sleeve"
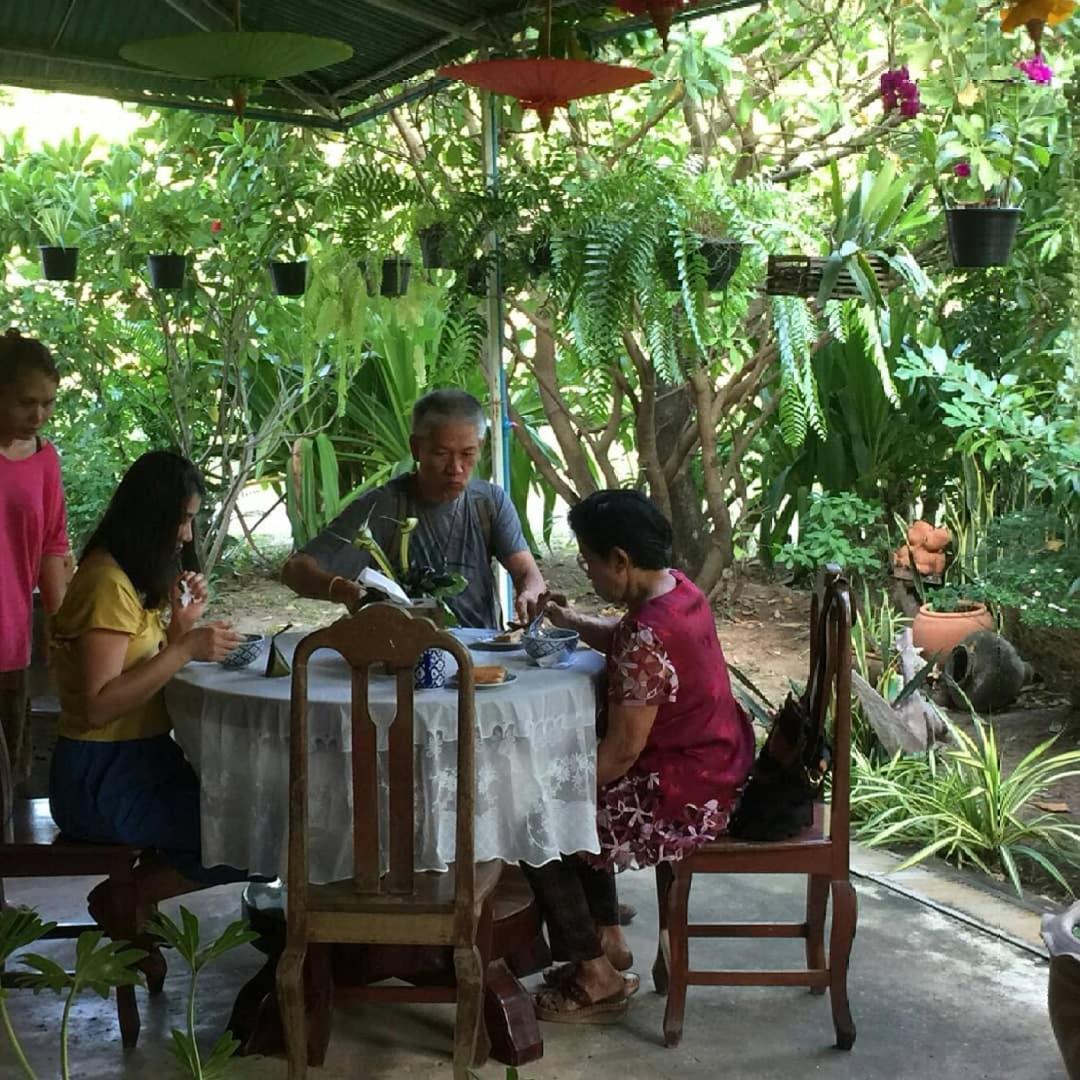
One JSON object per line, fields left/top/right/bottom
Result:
{"left": 41, "top": 443, "right": 70, "bottom": 558}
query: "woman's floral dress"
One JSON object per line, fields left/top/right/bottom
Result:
{"left": 586, "top": 570, "right": 755, "bottom": 871}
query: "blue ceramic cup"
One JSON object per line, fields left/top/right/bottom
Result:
{"left": 413, "top": 647, "right": 447, "bottom": 690}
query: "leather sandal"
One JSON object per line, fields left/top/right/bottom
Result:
{"left": 534, "top": 979, "right": 629, "bottom": 1024}
{"left": 542, "top": 947, "right": 633, "bottom": 987}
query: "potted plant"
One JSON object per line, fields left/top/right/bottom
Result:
{"left": 922, "top": 64, "right": 1058, "bottom": 267}
{"left": 910, "top": 584, "right": 995, "bottom": 660}
{"left": 34, "top": 178, "right": 95, "bottom": 281}
{"left": 331, "top": 161, "right": 417, "bottom": 293}
{"left": 269, "top": 215, "right": 310, "bottom": 296}
{"left": 661, "top": 203, "right": 743, "bottom": 293}
{"left": 415, "top": 203, "right": 452, "bottom": 270}
{"left": 144, "top": 196, "right": 196, "bottom": 290}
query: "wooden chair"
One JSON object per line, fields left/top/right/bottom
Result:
{"left": 276, "top": 604, "right": 503, "bottom": 1079}
{"left": 0, "top": 704, "right": 151, "bottom": 1048}
{"left": 654, "top": 569, "right": 857, "bottom": 1051}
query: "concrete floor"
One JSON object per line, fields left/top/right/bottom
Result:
{"left": 3, "top": 861, "right": 1063, "bottom": 1080}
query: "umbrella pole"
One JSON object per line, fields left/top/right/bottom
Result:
{"left": 482, "top": 86, "right": 513, "bottom": 625}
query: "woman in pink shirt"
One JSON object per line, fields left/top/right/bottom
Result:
{"left": 0, "top": 330, "right": 69, "bottom": 781}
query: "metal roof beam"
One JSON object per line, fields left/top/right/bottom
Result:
{"left": 345, "top": 0, "right": 492, "bottom": 43}
{"left": 334, "top": 0, "right": 584, "bottom": 101}
{"left": 342, "top": 75, "right": 449, "bottom": 128}
{"left": 161, "top": 0, "right": 343, "bottom": 120}
{"left": 582, "top": 0, "right": 763, "bottom": 41}
{"left": 0, "top": 42, "right": 203, "bottom": 81}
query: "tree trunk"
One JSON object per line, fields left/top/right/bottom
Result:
{"left": 653, "top": 380, "right": 710, "bottom": 574}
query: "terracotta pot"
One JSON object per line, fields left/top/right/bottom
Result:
{"left": 907, "top": 520, "right": 932, "bottom": 547}
{"left": 923, "top": 526, "right": 951, "bottom": 553}
{"left": 911, "top": 602, "right": 994, "bottom": 661}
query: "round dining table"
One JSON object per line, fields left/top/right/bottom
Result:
{"left": 164, "top": 625, "right": 606, "bottom": 1066}
{"left": 166, "top": 627, "right": 604, "bottom": 881}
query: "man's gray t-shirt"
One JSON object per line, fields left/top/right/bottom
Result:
{"left": 301, "top": 474, "right": 527, "bottom": 629}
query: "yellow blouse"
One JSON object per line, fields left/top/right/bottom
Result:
{"left": 51, "top": 557, "right": 171, "bottom": 742}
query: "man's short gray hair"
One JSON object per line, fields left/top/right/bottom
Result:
{"left": 411, "top": 389, "right": 488, "bottom": 439}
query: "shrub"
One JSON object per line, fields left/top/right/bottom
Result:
{"left": 850, "top": 715, "right": 1080, "bottom": 897}
{"left": 775, "top": 492, "right": 888, "bottom": 581}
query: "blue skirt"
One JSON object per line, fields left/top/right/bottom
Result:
{"left": 49, "top": 733, "right": 248, "bottom": 886}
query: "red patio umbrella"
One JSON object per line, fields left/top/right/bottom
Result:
{"left": 615, "top": 1, "right": 703, "bottom": 48}
{"left": 438, "top": 57, "right": 653, "bottom": 132}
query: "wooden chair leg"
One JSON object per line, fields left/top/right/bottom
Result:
{"left": 109, "top": 877, "right": 143, "bottom": 1047}
{"left": 116, "top": 984, "right": 140, "bottom": 1049}
{"left": 276, "top": 944, "right": 309, "bottom": 1080}
{"left": 662, "top": 863, "right": 692, "bottom": 1049}
{"left": 653, "top": 862, "right": 674, "bottom": 995}
{"left": 805, "top": 873, "right": 829, "bottom": 996}
{"left": 828, "top": 879, "right": 857, "bottom": 1051}
{"left": 473, "top": 902, "right": 495, "bottom": 1067}
{"left": 453, "top": 945, "right": 484, "bottom": 1080}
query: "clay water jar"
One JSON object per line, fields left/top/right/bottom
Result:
{"left": 911, "top": 601, "right": 994, "bottom": 661}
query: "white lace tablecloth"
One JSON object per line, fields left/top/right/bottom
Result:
{"left": 166, "top": 628, "right": 603, "bottom": 883}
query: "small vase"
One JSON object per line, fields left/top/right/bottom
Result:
{"left": 39, "top": 245, "right": 79, "bottom": 281}
{"left": 148, "top": 252, "right": 186, "bottom": 290}
{"left": 413, "top": 647, "right": 446, "bottom": 690}
{"left": 380, "top": 257, "right": 412, "bottom": 297}
{"left": 418, "top": 224, "right": 449, "bottom": 269}
{"left": 945, "top": 207, "right": 1021, "bottom": 268}
{"left": 269, "top": 260, "right": 308, "bottom": 296}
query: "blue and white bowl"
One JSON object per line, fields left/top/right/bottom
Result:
{"left": 523, "top": 628, "right": 580, "bottom": 667}
{"left": 222, "top": 633, "right": 265, "bottom": 670}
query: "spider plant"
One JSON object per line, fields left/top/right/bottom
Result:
{"left": 851, "top": 714, "right": 1080, "bottom": 897}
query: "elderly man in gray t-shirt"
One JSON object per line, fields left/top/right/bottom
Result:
{"left": 281, "top": 389, "right": 546, "bottom": 629}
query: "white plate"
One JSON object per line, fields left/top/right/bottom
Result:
{"left": 446, "top": 672, "right": 518, "bottom": 691}
{"left": 468, "top": 639, "right": 525, "bottom": 652}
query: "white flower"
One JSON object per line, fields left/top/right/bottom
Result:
{"left": 1034, "top": 591, "right": 1042, "bottom": 597}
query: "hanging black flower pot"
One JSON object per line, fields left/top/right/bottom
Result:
{"left": 945, "top": 207, "right": 1021, "bottom": 268}
{"left": 270, "top": 260, "right": 308, "bottom": 297}
{"left": 417, "top": 224, "right": 450, "bottom": 269}
{"left": 528, "top": 239, "right": 552, "bottom": 275}
{"left": 466, "top": 262, "right": 488, "bottom": 297}
{"left": 147, "top": 253, "right": 187, "bottom": 290}
{"left": 39, "top": 246, "right": 79, "bottom": 281}
{"left": 699, "top": 239, "right": 743, "bottom": 290}
{"left": 380, "top": 257, "right": 413, "bottom": 297}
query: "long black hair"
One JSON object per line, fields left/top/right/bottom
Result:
{"left": 83, "top": 451, "right": 204, "bottom": 609}
{"left": 568, "top": 489, "right": 673, "bottom": 570}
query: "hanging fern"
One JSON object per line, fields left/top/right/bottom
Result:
{"left": 771, "top": 295, "right": 824, "bottom": 447}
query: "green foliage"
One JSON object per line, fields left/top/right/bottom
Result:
{"left": 851, "top": 716, "right": 1080, "bottom": 897}
{"left": 149, "top": 907, "right": 258, "bottom": 1080}
{"left": 971, "top": 509, "right": 1080, "bottom": 629}
{"left": 774, "top": 492, "right": 887, "bottom": 581}
{"left": 11, "top": 926, "right": 145, "bottom": 1080}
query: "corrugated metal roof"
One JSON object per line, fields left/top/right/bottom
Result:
{"left": 0, "top": 0, "right": 624, "bottom": 127}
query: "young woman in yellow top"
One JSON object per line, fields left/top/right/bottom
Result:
{"left": 49, "top": 451, "right": 243, "bottom": 981}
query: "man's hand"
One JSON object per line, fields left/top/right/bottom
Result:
{"left": 514, "top": 587, "right": 545, "bottom": 627}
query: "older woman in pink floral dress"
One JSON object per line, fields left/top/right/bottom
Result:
{"left": 521, "top": 489, "right": 754, "bottom": 1024}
